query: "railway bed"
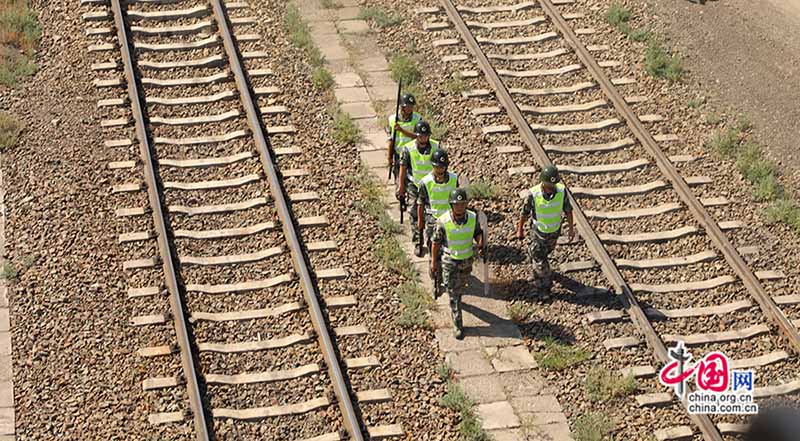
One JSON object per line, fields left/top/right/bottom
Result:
{"left": 79, "top": 0, "right": 405, "bottom": 439}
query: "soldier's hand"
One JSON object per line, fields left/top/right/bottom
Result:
{"left": 516, "top": 230, "right": 524, "bottom": 241}
{"left": 396, "top": 191, "right": 405, "bottom": 201}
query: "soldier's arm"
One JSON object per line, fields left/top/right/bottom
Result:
{"left": 517, "top": 194, "right": 532, "bottom": 239}
{"left": 386, "top": 116, "right": 395, "bottom": 164}
{"left": 397, "top": 150, "right": 411, "bottom": 196}
{"left": 417, "top": 186, "right": 427, "bottom": 231}
{"left": 474, "top": 222, "right": 484, "bottom": 255}
{"left": 431, "top": 224, "right": 444, "bottom": 271}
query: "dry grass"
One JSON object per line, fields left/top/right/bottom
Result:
{"left": 0, "top": 0, "right": 40, "bottom": 55}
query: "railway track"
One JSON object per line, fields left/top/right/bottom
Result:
{"left": 79, "top": 0, "right": 404, "bottom": 439}
{"left": 415, "top": 0, "right": 800, "bottom": 439}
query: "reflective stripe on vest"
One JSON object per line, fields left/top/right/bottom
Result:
{"left": 421, "top": 172, "right": 458, "bottom": 218}
{"left": 440, "top": 210, "right": 477, "bottom": 260}
{"left": 389, "top": 112, "right": 421, "bottom": 146}
{"left": 530, "top": 183, "right": 566, "bottom": 233}
{"left": 407, "top": 140, "right": 440, "bottom": 184}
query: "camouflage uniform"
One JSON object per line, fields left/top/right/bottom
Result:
{"left": 399, "top": 140, "right": 440, "bottom": 243}
{"left": 417, "top": 172, "right": 459, "bottom": 252}
{"left": 520, "top": 191, "right": 572, "bottom": 293}
{"left": 431, "top": 211, "right": 483, "bottom": 331}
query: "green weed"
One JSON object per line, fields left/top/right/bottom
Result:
{"left": 767, "top": 199, "right": 800, "bottom": 233}
{"left": 312, "top": 67, "right": 333, "bottom": 90}
{"left": 389, "top": 54, "right": 421, "bottom": 85}
{"left": 535, "top": 337, "right": 592, "bottom": 371}
{"left": 445, "top": 71, "right": 467, "bottom": 95}
{"left": 395, "top": 282, "right": 433, "bottom": 328}
{"left": 507, "top": 302, "right": 535, "bottom": 324}
{"left": 574, "top": 412, "right": 614, "bottom": 441}
{"left": 606, "top": 3, "right": 631, "bottom": 28}
{"left": 586, "top": 368, "right": 637, "bottom": 402}
{"left": 0, "top": 261, "right": 16, "bottom": 282}
{"left": 707, "top": 127, "right": 739, "bottom": 158}
{"left": 645, "top": 40, "right": 683, "bottom": 82}
{"left": 627, "top": 27, "right": 650, "bottom": 42}
{"left": 285, "top": 4, "right": 325, "bottom": 66}
{"left": 466, "top": 181, "right": 498, "bottom": 201}
{"left": 358, "top": 6, "right": 403, "bottom": 27}
{"left": 330, "top": 105, "right": 362, "bottom": 145}
{"left": 436, "top": 363, "right": 453, "bottom": 382}
{"left": 0, "top": 45, "right": 36, "bottom": 87}
{"left": 373, "top": 235, "right": 417, "bottom": 280}
{"left": 320, "top": 0, "right": 341, "bottom": 8}
{"left": 441, "top": 382, "right": 473, "bottom": 413}
{"left": 0, "top": 1, "right": 40, "bottom": 55}
{"left": 0, "top": 111, "right": 20, "bottom": 150}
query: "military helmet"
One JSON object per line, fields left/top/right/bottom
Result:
{"left": 431, "top": 149, "right": 449, "bottom": 167}
{"left": 540, "top": 165, "right": 560, "bottom": 184}
{"left": 449, "top": 188, "right": 468, "bottom": 204}
{"left": 415, "top": 120, "right": 431, "bottom": 136}
{"left": 400, "top": 93, "right": 416, "bottom": 106}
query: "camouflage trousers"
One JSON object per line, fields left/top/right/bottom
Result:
{"left": 423, "top": 214, "right": 437, "bottom": 251}
{"left": 441, "top": 257, "right": 474, "bottom": 330}
{"left": 406, "top": 186, "right": 420, "bottom": 242}
{"left": 528, "top": 234, "right": 559, "bottom": 291}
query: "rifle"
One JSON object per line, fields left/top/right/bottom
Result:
{"left": 388, "top": 80, "right": 403, "bottom": 182}
{"left": 398, "top": 193, "right": 406, "bottom": 224}
{"left": 478, "top": 210, "right": 489, "bottom": 297}
{"left": 417, "top": 206, "right": 425, "bottom": 256}
{"left": 433, "top": 249, "right": 443, "bottom": 299}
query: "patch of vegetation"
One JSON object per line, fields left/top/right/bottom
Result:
{"left": 687, "top": 97, "right": 703, "bottom": 109}
{"left": 285, "top": 4, "right": 324, "bottom": 67}
{"left": 0, "top": 1, "right": 39, "bottom": 87}
{"left": 766, "top": 199, "right": 800, "bottom": 233}
{"left": 704, "top": 112, "right": 722, "bottom": 125}
{"left": 644, "top": 40, "right": 683, "bottom": 82}
{"left": 445, "top": 71, "right": 467, "bottom": 95}
{"left": 0, "top": 111, "right": 21, "bottom": 150}
{"left": 395, "top": 281, "right": 433, "bottom": 328}
{"left": 627, "top": 27, "right": 650, "bottom": 42}
{"left": 466, "top": 180, "right": 498, "bottom": 201}
{"left": 0, "top": 0, "right": 41, "bottom": 55}
{"left": 389, "top": 54, "right": 421, "bottom": 85}
{"left": 350, "top": 165, "right": 402, "bottom": 236}
{"left": 436, "top": 363, "right": 453, "bottom": 382}
{"left": 441, "top": 382, "right": 492, "bottom": 441}
{"left": 606, "top": 3, "right": 649, "bottom": 42}
{"left": 707, "top": 122, "right": 785, "bottom": 203}
{"left": 312, "top": 66, "right": 333, "bottom": 90}
{"left": 574, "top": 412, "right": 614, "bottom": 441}
{"left": 736, "top": 113, "right": 753, "bottom": 132}
{"left": 707, "top": 127, "right": 740, "bottom": 157}
{"left": 535, "top": 337, "right": 592, "bottom": 371}
{"left": 507, "top": 302, "right": 535, "bottom": 324}
{"left": 0, "top": 261, "right": 17, "bottom": 282}
{"left": 358, "top": 6, "right": 403, "bottom": 28}
{"left": 319, "top": 0, "right": 341, "bottom": 9}
{"left": 606, "top": 3, "right": 631, "bottom": 28}
{"left": 586, "top": 368, "right": 637, "bottom": 402}
{"left": 373, "top": 235, "right": 417, "bottom": 280}
{"left": 330, "top": 105, "right": 362, "bottom": 145}
{"left": 0, "top": 45, "right": 36, "bottom": 87}
{"left": 736, "top": 141, "right": 780, "bottom": 201}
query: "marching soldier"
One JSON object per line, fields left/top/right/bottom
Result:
{"left": 430, "top": 188, "right": 484, "bottom": 339}
{"left": 396, "top": 121, "right": 441, "bottom": 248}
{"left": 417, "top": 149, "right": 459, "bottom": 257}
{"left": 516, "top": 165, "right": 575, "bottom": 300}
{"left": 387, "top": 93, "right": 422, "bottom": 179}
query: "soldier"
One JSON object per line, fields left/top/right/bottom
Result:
{"left": 516, "top": 165, "right": 575, "bottom": 300}
{"left": 396, "top": 121, "right": 441, "bottom": 248}
{"left": 430, "top": 188, "right": 484, "bottom": 339}
{"left": 387, "top": 93, "right": 422, "bottom": 179}
{"left": 417, "top": 149, "right": 459, "bottom": 257}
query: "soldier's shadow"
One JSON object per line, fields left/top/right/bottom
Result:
{"left": 459, "top": 274, "right": 576, "bottom": 342}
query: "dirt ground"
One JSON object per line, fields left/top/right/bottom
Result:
{"left": 636, "top": 0, "right": 800, "bottom": 186}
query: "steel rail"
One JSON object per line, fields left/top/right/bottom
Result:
{"left": 110, "top": 1, "right": 211, "bottom": 440}
{"left": 538, "top": 0, "right": 800, "bottom": 355}
{"left": 208, "top": 1, "right": 365, "bottom": 439}
{"left": 437, "top": 0, "right": 723, "bottom": 439}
